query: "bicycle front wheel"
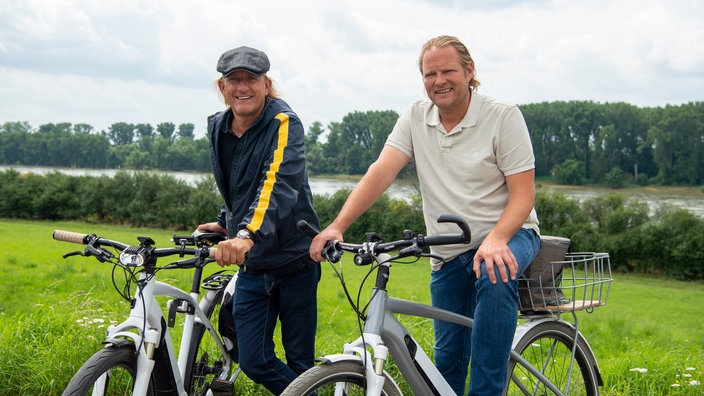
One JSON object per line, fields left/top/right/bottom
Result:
{"left": 506, "top": 320, "right": 601, "bottom": 396}
{"left": 62, "top": 344, "right": 155, "bottom": 396}
{"left": 282, "top": 361, "right": 402, "bottom": 396}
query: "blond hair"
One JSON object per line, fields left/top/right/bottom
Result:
{"left": 418, "top": 35, "right": 480, "bottom": 92}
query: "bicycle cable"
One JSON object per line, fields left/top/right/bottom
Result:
{"left": 326, "top": 261, "right": 367, "bottom": 321}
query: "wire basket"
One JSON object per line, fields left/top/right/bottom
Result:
{"left": 518, "top": 252, "right": 613, "bottom": 313}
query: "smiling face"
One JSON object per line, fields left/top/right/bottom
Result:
{"left": 421, "top": 45, "right": 473, "bottom": 117}
{"left": 218, "top": 70, "right": 270, "bottom": 121}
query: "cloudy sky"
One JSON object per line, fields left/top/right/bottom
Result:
{"left": 1, "top": 0, "right": 702, "bottom": 136}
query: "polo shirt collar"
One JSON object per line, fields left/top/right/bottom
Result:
{"left": 424, "top": 92, "right": 482, "bottom": 133}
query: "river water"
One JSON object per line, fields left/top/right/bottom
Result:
{"left": 3, "top": 166, "right": 703, "bottom": 218}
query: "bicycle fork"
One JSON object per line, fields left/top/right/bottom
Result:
{"left": 339, "top": 333, "right": 390, "bottom": 396}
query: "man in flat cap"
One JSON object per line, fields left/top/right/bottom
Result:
{"left": 198, "top": 46, "right": 321, "bottom": 395}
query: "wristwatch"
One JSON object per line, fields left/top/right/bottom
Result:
{"left": 236, "top": 229, "right": 253, "bottom": 241}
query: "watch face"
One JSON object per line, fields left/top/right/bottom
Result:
{"left": 237, "top": 229, "right": 251, "bottom": 239}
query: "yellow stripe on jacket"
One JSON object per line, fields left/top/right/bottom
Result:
{"left": 250, "top": 113, "right": 289, "bottom": 232}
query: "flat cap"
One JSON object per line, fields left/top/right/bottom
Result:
{"left": 217, "top": 46, "right": 270, "bottom": 76}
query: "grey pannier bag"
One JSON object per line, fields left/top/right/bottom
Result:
{"left": 518, "top": 235, "right": 571, "bottom": 313}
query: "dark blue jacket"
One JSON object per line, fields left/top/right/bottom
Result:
{"left": 207, "top": 98, "right": 319, "bottom": 271}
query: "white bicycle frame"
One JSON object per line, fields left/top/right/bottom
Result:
{"left": 94, "top": 271, "right": 235, "bottom": 396}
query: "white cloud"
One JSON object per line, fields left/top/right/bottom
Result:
{"left": 0, "top": 0, "right": 702, "bottom": 136}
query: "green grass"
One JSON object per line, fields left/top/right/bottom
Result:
{"left": 0, "top": 219, "right": 702, "bottom": 395}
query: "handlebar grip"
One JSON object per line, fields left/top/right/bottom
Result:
{"left": 209, "top": 247, "right": 217, "bottom": 258}
{"left": 437, "top": 214, "right": 471, "bottom": 244}
{"left": 296, "top": 220, "right": 319, "bottom": 238}
{"left": 53, "top": 230, "right": 89, "bottom": 244}
{"left": 423, "top": 234, "right": 468, "bottom": 246}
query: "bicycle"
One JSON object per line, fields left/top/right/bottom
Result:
{"left": 53, "top": 229, "right": 241, "bottom": 396}
{"left": 283, "top": 214, "right": 612, "bottom": 396}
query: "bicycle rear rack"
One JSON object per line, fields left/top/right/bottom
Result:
{"left": 518, "top": 252, "right": 613, "bottom": 314}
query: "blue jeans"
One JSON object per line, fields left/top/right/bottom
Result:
{"left": 430, "top": 228, "right": 540, "bottom": 396}
{"left": 233, "top": 260, "right": 321, "bottom": 395}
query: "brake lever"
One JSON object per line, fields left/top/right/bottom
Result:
{"left": 62, "top": 250, "right": 82, "bottom": 259}
{"left": 421, "top": 252, "right": 445, "bottom": 262}
{"left": 168, "top": 257, "right": 199, "bottom": 268}
{"left": 63, "top": 245, "right": 112, "bottom": 262}
{"left": 398, "top": 243, "right": 423, "bottom": 258}
{"left": 86, "top": 245, "right": 115, "bottom": 263}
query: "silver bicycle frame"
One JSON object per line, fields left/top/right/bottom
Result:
{"left": 327, "top": 252, "right": 580, "bottom": 396}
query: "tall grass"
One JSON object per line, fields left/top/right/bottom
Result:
{"left": 0, "top": 219, "right": 702, "bottom": 395}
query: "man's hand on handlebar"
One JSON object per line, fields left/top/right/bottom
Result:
{"left": 196, "top": 222, "right": 251, "bottom": 267}
{"left": 310, "top": 226, "right": 344, "bottom": 262}
{"left": 212, "top": 237, "right": 252, "bottom": 268}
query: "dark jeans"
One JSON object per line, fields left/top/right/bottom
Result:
{"left": 233, "top": 259, "right": 321, "bottom": 395}
{"left": 430, "top": 228, "right": 540, "bottom": 396}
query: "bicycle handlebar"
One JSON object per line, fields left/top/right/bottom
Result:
{"left": 53, "top": 229, "right": 217, "bottom": 264}
{"left": 297, "top": 214, "right": 471, "bottom": 264}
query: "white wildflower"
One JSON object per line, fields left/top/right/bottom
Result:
{"left": 629, "top": 368, "right": 648, "bottom": 374}
{"left": 689, "top": 380, "right": 700, "bottom": 386}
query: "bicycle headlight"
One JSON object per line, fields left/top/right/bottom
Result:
{"left": 120, "top": 250, "right": 145, "bottom": 266}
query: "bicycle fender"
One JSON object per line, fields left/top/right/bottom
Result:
{"left": 512, "top": 318, "right": 560, "bottom": 349}
{"left": 104, "top": 331, "right": 144, "bottom": 351}
{"left": 102, "top": 337, "right": 135, "bottom": 349}
{"left": 315, "top": 353, "right": 364, "bottom": 365}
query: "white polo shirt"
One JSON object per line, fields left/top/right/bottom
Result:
{"left": 386, "top": 92, "right": 540, "bottom": 269}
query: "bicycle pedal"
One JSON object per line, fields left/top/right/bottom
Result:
{"left": 210, "top": 379, "right": 234, "bottom": 396}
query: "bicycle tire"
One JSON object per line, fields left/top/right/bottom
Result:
{"left": 505, "top": 320, "right": 601, "bottom": 396}
{"left": 62, "top": 344, "right": 156, "bottom": 396}
{"left": 184, "top": 288, "right": 238, "bottom": 395}
{"left": 281, "top": 360, "right": 402, "bottom": 396}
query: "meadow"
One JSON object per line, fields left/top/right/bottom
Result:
{"left": 0, "top": 219, "right": 702, "bottom": 395}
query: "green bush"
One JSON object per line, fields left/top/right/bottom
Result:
{"left": 0, "top": 169, "right": 219, "bottom": 230}
{"left": 314, "top": 189, "right": 425, "bottom": 242}
{"left": 534, "top": 191, "right": 704, "bottom": 280}
{"left": 635, "top": 207, "right": 704, "bottom": 279}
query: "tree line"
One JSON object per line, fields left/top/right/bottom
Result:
{"left": 1, "top": 169, "right": 702, "bottom": 280}
{"left": 2, "top": 100, "right": 703, "bottom": 186}
{"left": 0, "top": 121, "right": 209, "bottom": 171}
